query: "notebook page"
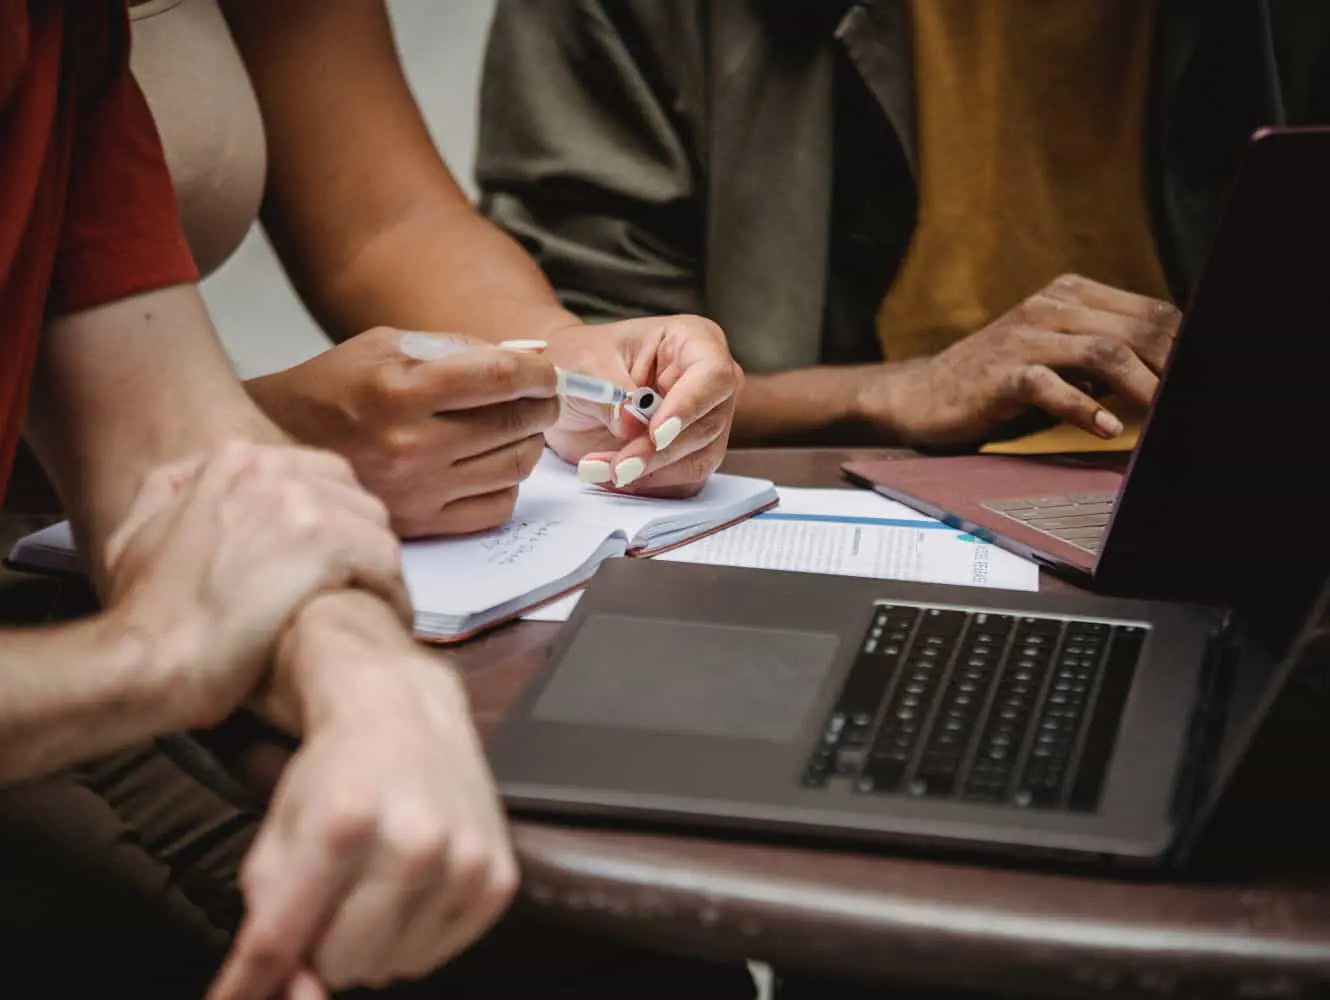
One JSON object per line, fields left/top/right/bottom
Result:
{"left": 659, "top": 487, "right": 1040, "bottom": 590}
{"left": 401, "top": 518, "right": 625, "bottom": 623}
{"left": 515, "top": 451, "right": 775, "bottom": 547}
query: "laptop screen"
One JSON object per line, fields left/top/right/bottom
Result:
{"left": 1097, "top": 128, "right": 1330, "bottom": 665}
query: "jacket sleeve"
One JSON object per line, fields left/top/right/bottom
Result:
{"left": 475, "top": 0, "right": 707, "bottom": 323}
{"left": 1269, "top": 2, "right": 1330, "bottom": 124}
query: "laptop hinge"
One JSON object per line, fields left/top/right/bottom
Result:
{"left": 1164, "top": 610, "right": 1242, "bottom": 866}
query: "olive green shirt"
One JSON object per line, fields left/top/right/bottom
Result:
{"left": 477, "top": 0, "right": 1330, "bottom": 375}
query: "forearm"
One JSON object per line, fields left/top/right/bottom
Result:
{"left": 734, "top": 364, "right": 906, "bottom": 446}
{"left": 24, "top": 286, "right": 286, "bottom": 573}
{"left": 0, "top": 615, "right": 182, "bottom": 783}
{"left": 287, "top": 201, "right": 581, "bottom": 346}
{"left": 220, "top": 0, "right": 579, "bottom": 347}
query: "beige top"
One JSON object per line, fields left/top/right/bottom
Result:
{"left": 129, "top": 0, "right": 267, "bottom": 277}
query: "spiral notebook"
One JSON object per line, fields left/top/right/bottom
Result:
{"left": 5, "top": 451, "right": 778, "bottom": 643}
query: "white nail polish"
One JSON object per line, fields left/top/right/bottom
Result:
{"left": 614, "top": 457, "right": 646, "bottom": 488}
{"left": 1093, "top": 409, "right": 1125, "bottom": 438}
{"left": 578, "top": 459, "right": 612, "bottom": 484}
{"left": 652, "top": 416, "right": 682, "bottom": 451}
{"left": 499, "top": 339, "right": 548, "bottom": 352}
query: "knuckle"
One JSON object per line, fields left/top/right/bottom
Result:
{"left": 369, "top": 357, "right": 408, "bottom": 399}
{"left": 1022, "top": 293, "right": 1063, "bottom": 321}
{"left": 1154, "top": 298, "right": 1182, "bottom": 321}
{"left": 536, "top": 395, "right": 561, "bottom": 429}
{"left": 1011, "top": 364, "right": 1051, "bottom": 399}
{"left": 449, "top": 837, "right": 518, "bottom": 915}
{"left": 322, "top": 449, "right": 359, "bottom": 483}
{"left": 1053, "top": 272, "right": 1084, "bottom": 292}
{"left": 502, "top": 443, "right": 527, "bottom": 488}
{"left": 448, "top": 839, "right": 494, "bottom": 889}
{"left": 377, "top": 530, "right": 404, "bottom": 569}
{"left": 1086, "top": 336, "right": 1131, "bottom": 370}
{"left": 140, "top": 463, "right": 175, "bottom": 493}
{"left": 240, "top": 928, "right": 299, "bottom": 973}
{"left": 362, "top": 489, "right": 393, "bottom": 528}
{"left": 237, "top": 849, "right": 269, "bottom": 897}
{"left": 278, "top": 486, "right": 323, "bottom": 532}
{"left": 1140, "top": 323, "right": 1172, "bottom": 355}
{"left": 694, "top": 408, "right": 729, "bottom": 445}
{"left": 380, "top": 424, "right": 422, "bottom": 464}
{"left": 1016, "top": 294, "right": 1044, "bottom": 321}
{"left": 215, "top": 438, "right": 260, "bottom": 475}
{"left": 513, "top": 434, "right": 546, "bottom": 479}
{"left": 489, "top": 487, "right": 520, "bottom": 523}
{"left": 319, "top": 801, "right": 378, "bottom": 855}
{"left": 481, "top": 350, "right": 523, "bottom": 391}
{"left": 490, "top": 851, "right": 520, "bottom": 909}
{"left": 253, "top": 443, "right": 289, "bottom": 473}
{"left": 496, "top": 399, "right": 530, "bottom": 439}
{"left": 683, "top": 453, "right": 713, "bottom": 485}
{"left": 443, "top": 488, "right": 520, "bottom": 535}
{"left": 388, "top": 819, "right": 450, "bottom": 874}
{"left": 684, "top": 313, "right": 727, "bottom": 343}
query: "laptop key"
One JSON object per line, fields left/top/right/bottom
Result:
{"left": 862, "top": 755, "right": 907, "bottom": 793}
{"left": 1015, "top": 617, "right": 1063, "bottom": 637}
{"left": 917, "top": 609, "right": 966, "bottom": 636}
{"left": 1025, "top": 513, "right": 1112, "bottom": 531}
{"left": 1063, "top": 502, "right": 1116, "bottom": 517}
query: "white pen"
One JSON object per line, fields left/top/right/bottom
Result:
{"left": 398, "top": 331, "right": 660, "bottom": 416}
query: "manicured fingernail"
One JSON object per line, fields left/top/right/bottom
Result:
{"left": 1093, "top": 409, "right": 1124, "bottom": 438}
{"left": 499, "top": 339, "right": 547, "bottom": 352}
{"left": 614, "top": 458, "right": 646, "bottom": 487}
{"left": 652, "top": 416, "right": 682, "bottom": 451}
{"left": 578, "top": 459, "right": 612, "bottom": 484}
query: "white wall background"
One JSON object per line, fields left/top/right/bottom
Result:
{"left": 200, "top": 0, "right": 498, "bottom": 379}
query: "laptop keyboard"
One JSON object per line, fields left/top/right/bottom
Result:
{"left": 801, "top": 603, "right": 1146, "bottom": 812}
{"left": 981, "top": 493, "right": 1116, "bottom": 554}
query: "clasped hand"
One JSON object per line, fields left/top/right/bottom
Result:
{"left": 104, "top": 441, "right": 516, "bottom": 998}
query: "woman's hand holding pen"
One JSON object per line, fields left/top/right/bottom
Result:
{"left": 246, "top": 326, "right": 559, "bottom": 538}
{"left": 541, "top": 315, "right": 742, "bottom": 498}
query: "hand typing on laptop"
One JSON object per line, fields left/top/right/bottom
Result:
{"left": 856, "top": 274, "right": 1181, "bottom": 450}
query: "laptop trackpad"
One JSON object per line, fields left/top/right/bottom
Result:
{"left": 533, "top": 613, "right": 840, "bottom": 742}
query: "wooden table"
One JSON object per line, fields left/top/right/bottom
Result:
{"left": 7, "top": 448, "right": 1330, "bottom": 998}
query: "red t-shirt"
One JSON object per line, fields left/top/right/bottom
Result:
{"left": 0, "top": 0, "right": 198, "bottom": 502}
